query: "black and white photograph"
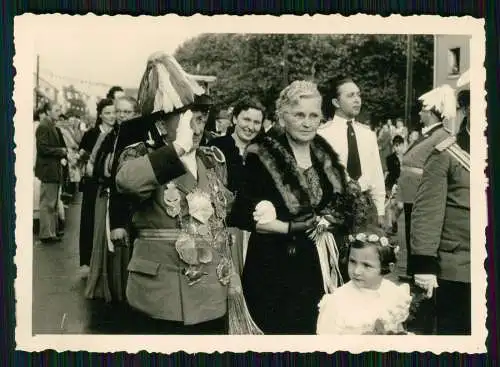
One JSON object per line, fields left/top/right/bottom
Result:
{"left": 14, "top": 14, "right": 486, "bottom": 353}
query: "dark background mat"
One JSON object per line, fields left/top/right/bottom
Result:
{"left": 1, "top": 0, "right": 497, "bottom": 365}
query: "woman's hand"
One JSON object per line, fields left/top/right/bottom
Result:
{"left": 173, "top": 109, "right": 194, "bottom": 155}
{"left": 288, "top": 213, "right": 317, "bottom": 234}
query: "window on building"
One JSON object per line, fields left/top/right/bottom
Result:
{"left": 447, "top": 47, "right": 461, "bottom": 76}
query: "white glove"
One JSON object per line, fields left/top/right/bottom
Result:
{"left": 253, "top": 200, "right": 277, "bottom": 224}
{"left": 174, "top": 109, "right": 194, "bottom": 154}
{"left": 414, "top": 274, "right": 438, "bottom": 298}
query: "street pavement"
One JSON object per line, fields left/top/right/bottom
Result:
{"left": 32, "top": 193, "right": 409, "bottom": 335}
{"left": 32, "top": 193, "right": 135, "bottom": 335}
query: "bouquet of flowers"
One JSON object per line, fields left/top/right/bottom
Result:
{"left": 307, "top": 179, "right": 374, "bottom": 294}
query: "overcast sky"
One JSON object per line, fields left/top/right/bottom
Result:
{"left": 32, "top": 16, "right": 203, "bottom": 89}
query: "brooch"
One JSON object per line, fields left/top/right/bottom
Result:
{"left": 216, "top": 257, "right": 232, "bottom": 286}
{"left": 164, "top": 182, "right": 181, "bottom": 218}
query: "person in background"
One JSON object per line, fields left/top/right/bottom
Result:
{"left": 77, "top": 99, "right": 116, "bottom": 277}
{"left": 411, "top": 87, "right": 470, "bottom": 335}
{"left": 200, "top": 106, "right": 231, "bottom": 144}
{"left": 377, "top": 119, "right": 394, "bottom": 172}
{"left": 394, "top": 85, "right": 457, "bottom": 334}
{"left": 106, "top": 86, "right": 125, "bottom": 101}
{"left": 35, "top": 102, "right": 68, "bottom": 243}
{"left": 33, "top": 108, "right": 48, "bottom": 235}
{"left": 385, "top": 135, "right": 405, "bottom": 193}
{"left": 394, "top": 118, "right": 408, "bottom": 144}
{"left": 395, "top": 85, "right": 453, "bottom": 281}
{"left": 384, "top": 135, "right": 405, "bottom": 234}
{"left": 319, "top": 77, "right": 386, "bottom": 228}
{"left": 261, "top": 111, "right": 284, "bottom": 139}
{"left": 408, "top": 129, "right": 421, "bottom": 147}
{"left": 85, "top": 96, "right": 139, "bottom": 303}
{"left": 57, "top": 115, "right": 85, "bottom": 199}
{"left": 209, "top": 97, "right": 266, "bottom": 274}
{"left": 214, "top": 108, "right": 233, "bottom": 137}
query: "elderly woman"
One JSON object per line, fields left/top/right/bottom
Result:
{"left": 231, "top": 80, "right": 348, "bottom": 334}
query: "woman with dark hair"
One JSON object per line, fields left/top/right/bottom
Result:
{"left": 106, "top": 86, "right": 125, "bottom": 101}
{"left": 77, "top": 98, "right": 116, "bottom": 276}
{"left": 209, "top": 97, "right": 265, "bottom": 274}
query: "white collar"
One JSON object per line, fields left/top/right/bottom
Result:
{"left": 422, "top": 122, "right": 442, "bottom": 135}
{"left": 332, "top": 114, "right": 358, "bottom": 127}
{"left": 180, "top": 151, "right": 198, "bottom": 179}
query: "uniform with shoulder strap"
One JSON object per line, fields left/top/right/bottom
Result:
{"left": 434, "top": 136, "right": 470, "bottom": 172}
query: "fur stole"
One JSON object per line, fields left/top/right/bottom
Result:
{"left": 246, "top": 135, "right": 347, "bottom": 215}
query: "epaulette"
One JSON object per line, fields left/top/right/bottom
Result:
{"left": 198, "top": 145, "right": 226, "bottom": 164}
{"left": 435, "top": 136, "right": 456, "bottom": 152}
{"left": 118, "top": 142, "right": 149, "bottom": 166}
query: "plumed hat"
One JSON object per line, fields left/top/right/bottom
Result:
{"left": 418, "top": 84, "right": 459, "bottom": 133}
{"left": 137, "top": 51, "right": 206, "bottom": 116}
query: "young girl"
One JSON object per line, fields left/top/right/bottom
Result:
{"left": 317, "top": 230, "right": 412, "bottom": 335}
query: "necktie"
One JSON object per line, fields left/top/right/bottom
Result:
{"left": 346, "top": 120, "right": 362, "bottom": 180}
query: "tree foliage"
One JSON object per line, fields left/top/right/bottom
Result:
{"left": 174, "top": 34, "right": 433, "bottom": 127}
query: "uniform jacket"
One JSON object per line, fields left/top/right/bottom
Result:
{"left": 115, "top": 141, "right": 233, "bottom": 325}
{"left": 396, "top": 124, "right": 449, "bottom": 203}
{"left": 318, "top": 115, "right": 386, "bottom": 216}
{"left": 410, "top": 133, "right": 470, "bottom": 283}
{"left": 35, "top": 117, "right": 67, "bottom": 183}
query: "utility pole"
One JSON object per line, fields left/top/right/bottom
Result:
{"left": 282, "top": 34, "right": 289, "bottom": 87}
{"left": 404, "top": 35, "right": 414, "bottom": 128}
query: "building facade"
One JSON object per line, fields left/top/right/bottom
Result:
{"left": 433, "top": 35, "right": 471, "bottom": 89}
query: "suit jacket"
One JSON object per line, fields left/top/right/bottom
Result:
{"left": 396, "top": 125, "right": 449, "bottom": 203}
{"left": 385, "top": 152, "right": 401, "bottom": 191}
{"left": 410, "top": 138, "right": 470, "bottom": 283}
{"left": 318, "top": 115, "right": 386, "bottom": 216}
{"left": 115, "top": 142, "right": 233, "bottom": 324}
{"left": 35, "top": 117, "right": 67, "bottom": 183}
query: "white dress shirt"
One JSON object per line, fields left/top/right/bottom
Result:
{"left": 318, "top": 115, "right": 386, "bottom": 216}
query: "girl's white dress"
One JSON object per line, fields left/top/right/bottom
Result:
{"left": 316, "top": 279, "right": 411, "bottom": 335}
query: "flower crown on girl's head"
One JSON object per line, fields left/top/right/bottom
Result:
{"left": 348, "top": 232, "right": 400, "bottom": 255}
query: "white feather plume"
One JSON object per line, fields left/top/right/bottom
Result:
{"left": 418, "top": 84, "right": 457, "bottom": 121}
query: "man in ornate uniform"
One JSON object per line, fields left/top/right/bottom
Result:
{"left": 411, "top": 87, "right": 470, "bottom": 335}
{"left": 396, "top": 85, "right": 456, "bottom": 278}
{"left": 114, "top": 52, "right": 236, "bottom": 334}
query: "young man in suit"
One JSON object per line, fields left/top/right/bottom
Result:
{"left": 318, "top": 77, "right": 386, "bottom": 227}
{"left": 35, "top": 102, "right": 68, "bottom": 243}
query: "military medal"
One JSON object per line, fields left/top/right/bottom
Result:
{"left": 197, "top": 247, "right": 213, "bottom": 264}
{"left": 175, "top": 233, "right": 198, "bottom": 265}
{"left": 183, "top": 267, "right": 208, "bottom": 286}
{"left": 164, "top": 183, "right": 181, "bottom": 218}
{"left": 216, "top": 257, "right": 232, "bottom": 286}
{"left": 197, "top": 224, "right": 210, "bottom": 237}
